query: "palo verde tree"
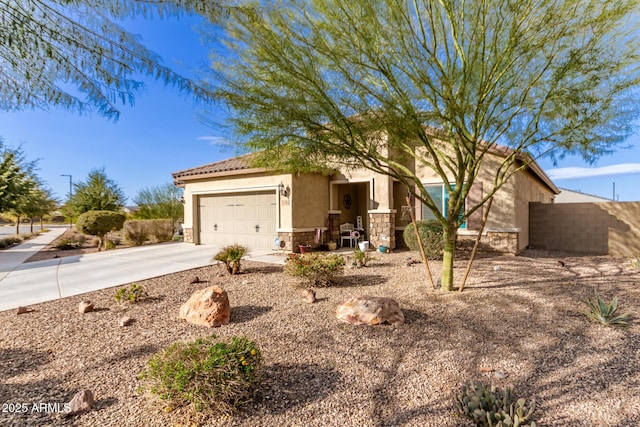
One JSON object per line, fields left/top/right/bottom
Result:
{"left": 133, "top": 183, "right": 183, "bottom": 230}
{"left": 70, "top": 168, "right": 127, "bottom": 215}
{"left": 0, "top": 0, "right": 231, "bottom": 120}
{"left": 207, "top": 0, "right": 640, "bottom": 291}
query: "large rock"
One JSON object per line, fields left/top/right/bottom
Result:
{"left": 179, "top": 285, "right": 231, "bottom": 327}
{"left": 336, "top": 296, "right": 404, "bottom": 326}
{"left": 66, "top": 389, "right": 94, "bottom": 416}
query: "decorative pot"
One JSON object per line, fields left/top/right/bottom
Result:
{"left": 327, "top": 242, "right": 337, "bottom": 251}
{"left": 378, "top": 245, "right": 388, "bottom": 253}
{"left": 358, "top": 241, "right": 369, "bottom": 252}
{"left": 299, "top": 244, "right": 311, "bottom": 254}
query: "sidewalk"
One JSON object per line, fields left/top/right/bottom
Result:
{"left": 0, "top": 229, "right": 286, "bottom": 312}
{"left": 0, "top": 226, "right": 67, "bottom": 281}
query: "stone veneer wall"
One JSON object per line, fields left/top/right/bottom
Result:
{"left": 328, "top": 213, "right": 341, "bottom": 244}
{"left": 368, "top": 212, "right": 396, "bottom": 249}
{"left": 183, "top": 228, "right": 194, "bottom": 243}
{"left": 278, "top": 230, "right": 329, "bottom": 252}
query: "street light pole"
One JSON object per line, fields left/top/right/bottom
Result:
{"left": 61, "top": 174, "right": 72, "bottom": 229}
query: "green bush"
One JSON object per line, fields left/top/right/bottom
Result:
{"left": 353, "top": 245, "right": 372, "bottom": 267}
{"left": 0, "top": 235, "right": 23, "bottom": 249}
{"left": 76, "top": 210, "right": 126, "bottom": 250}
{"left": 582, "top": 291, "right": 631, "bottom": 327}
{"left": 213, "top": 244, "right": 248, "bottom": 275}
{"left": 123, "top": 219, "right": 175, "bottom": 245}
{"left": 138, "top": 335, "right": 261, "bottom": 415}
{"left": 453, "top": 381, "right": 536, "bottom": 426}
{"left": 284, "top": 253, "right": 345, "bottom": 287}
{"left": 55, "top": 237, "right": 83, "bottom": 250}
{"left": 114, "top": 283, "right": 148, "bottom": 304}
{"left": 123, "top": 220, "right": 148, "bottom": 246}
{"left": 403, "top": 220, "right": 443, "bottom": 259}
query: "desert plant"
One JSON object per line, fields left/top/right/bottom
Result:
{"left": 630, "top": 254, "right": 640, "bottom": 269}
{"left": 123, "top": 220, "right": 149, "bottom": 246}
{"left": 353, "top": 245, "right": 372, "bottom": 267}
{"left": 55, "top": 237, "right": 83, "bottom": 250}
{"left": 453, "top": 381, "right": 536, "bottom": 427}
{"left": 76, "top": 210, "right": 126, "bottom": 251}
{"left": 147, "top": 219, "right": 174, "bottom": 243}
{"left": 284, "top": 253, "right": 345, "bottom": 287}
{"left": 582, "top": 292, "right": 631, "bottom": 327}
{"left": 403, "top": 220, "right": 443, "bottom": 259}
{"left": 0, "top": 235, "right": 23, "bottom": 249}
{"left": 138, "top": 335, "right": 261, "bottom": 415}
{"left": 213, "top": 244, "right": 248, "bottom": 275}
{"left": 114, "top": 283, "right": 148, "bottom": 304}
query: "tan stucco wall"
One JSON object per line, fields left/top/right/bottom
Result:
{"left": 513, "top": 169, "right": 556, "bottom": 250}
{"left": 529, "top": 202, "right": 640, "bottom": 257}
{"left": 291, "top": 173, "right": 329, "bottom": 229}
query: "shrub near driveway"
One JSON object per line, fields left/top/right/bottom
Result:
{"left": 284, "top": 253, "right": 345, "bottom": 288}
{"left": 123, "top": 219, "right": 174, "bottom": 246}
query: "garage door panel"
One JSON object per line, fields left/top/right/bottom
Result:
{"left": 198, "top": 191, "right": 276, "bottom": 249}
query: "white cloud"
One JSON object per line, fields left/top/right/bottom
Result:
{"left": 197, "top": 136, "right": 234, "bottom": 146}
{"left": 547, "top": 163, "right": 640, "bottom": 180}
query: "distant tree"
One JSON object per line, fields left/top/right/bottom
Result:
{"left": 76, "top": 210, "right": 126, "bottom": 250}
{"left": 0, "top": 0, "right": 232, "bottom": 120}
{"left": 71, "top": 168, "right": 127, "bottom": 215}
{"left": 20, "top": 187, "right": 58, "bottom": 232}
{"left": 133, "top": 183, "right": 183, "bottom": 230}
{"left": 207, "top": 0, "right": 640, "bottom": 291}
{"left": 0, "top": 139, "right": 40, "bottom": 217}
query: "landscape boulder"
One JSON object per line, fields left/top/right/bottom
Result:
{"left": 303, "top": 289, "right": 316, "bottom": 304}
{"left": 179, "top": 285, "right": 231, "bottom": 327}
{"left": 336, "top": 296, "right": 404, "bottom": 326}
{"left": 78, "top": 301, "right": 94, "bottom": 314}
{"left": 66, "top": 389, "right": 94, "bottom": 416}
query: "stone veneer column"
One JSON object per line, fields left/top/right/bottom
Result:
{"left": 368, "top": 212, "right": 396, "bottom": 249}
{"left": 183, "top": 228, "right": 194, "bottom": 243}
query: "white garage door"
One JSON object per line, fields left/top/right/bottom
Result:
{"left": 198, "top": 191, "right": 277, "bottom": 250}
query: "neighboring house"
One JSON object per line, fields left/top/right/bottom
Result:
{"left": 554, "top": 188, "right": 613, "bottom": 203}
{"left": 172, "top": 145, "right": 559, "bottom": 254}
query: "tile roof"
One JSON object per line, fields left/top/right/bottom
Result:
{"left": 172, "top": 153, "right": 256, "bottom": 180}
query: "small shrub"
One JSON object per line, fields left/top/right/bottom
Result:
{"left": 104, "top": 239, "right": 116, "bottom": 250}
{"left": 123, "top": 220, "right": 149, "bottom": 246}
{"left": 138, "top": 335, "right": 261, "bottom": 415}
{"left": 630, "top": 254, "right": 640, "bottom": 269}
{"left": 453, "top": 381, "right": 536, "bottom": 427}
{"left": 582, "top": 291, "right": 631, "bottom": 327}
{"left": 213, "top": 244, "right": 248, "bottom": 275}
{"left": 114, "top": 283, "right": 148, "bottom": 304}
{"left": 284, "top": 253, "right": 345, "bottom": 287}
{"left": 76, "top": 210, "right": 126, "bottom": 251}
{"left": 403, "top": 220, "right": 443, "bottom": 259}
{"left": 0, "top": 235, "right": 23, "bottom": 249}
{"left": 55, "top": 237, "right": 83, "bottom": 250}
{"left": 353, "top": 245, "right": 372, "bottom": 267}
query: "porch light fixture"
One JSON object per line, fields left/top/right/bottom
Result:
{"left": 279, "top": 183, "right": 290, "bottom": 198}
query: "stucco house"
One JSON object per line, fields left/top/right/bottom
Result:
{"left": 172, "top": 145, "right": 559, "bottom": 254}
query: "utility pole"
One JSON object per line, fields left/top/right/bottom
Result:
{"left": 61, "top": 174, "right": 72, "bottom": 229}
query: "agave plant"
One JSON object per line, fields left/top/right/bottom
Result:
{"left": 582, "top": 292, "right": 631, "bottom": 327}
{"left": 213, "top": 244, "right": 249, "bottom": 275}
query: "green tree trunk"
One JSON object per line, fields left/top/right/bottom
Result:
{"left": 440, "top": 226, "right": 457, "bottom": 291}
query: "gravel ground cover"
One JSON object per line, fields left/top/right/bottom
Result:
{"left": 1, "top": 250, "right": 639, "bottom": 426}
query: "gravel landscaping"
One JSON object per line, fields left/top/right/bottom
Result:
{"left": 1, "top": 249, "right": 639, "bottom": 426}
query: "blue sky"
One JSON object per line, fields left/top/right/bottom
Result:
{"left": 1, "top": 14, "right": 640, "bottom": 204}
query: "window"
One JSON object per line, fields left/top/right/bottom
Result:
{"left": 421, "top": 183, "right": 466, "bottom": 229}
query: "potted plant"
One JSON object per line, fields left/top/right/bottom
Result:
{"left": 299, "top": 244, "right": 311, "bottom": 254}
{"left": 327, "top": 241, "right": 337, "bottom": 251}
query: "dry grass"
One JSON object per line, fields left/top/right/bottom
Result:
{"left": 1, "top": 250, "right": 639, "bottom": 426}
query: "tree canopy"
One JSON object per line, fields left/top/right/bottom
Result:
{"left": 0, "top": 0, "right": 230, "bottom": 120}
{"left": 70, "top": 168, "right": 126, "bottom": 214}
{"left": 206, "top": 0, "right": 640, "bottom": 290}
{"left": 133, "top": 182, "right": 183, "bottom": 229}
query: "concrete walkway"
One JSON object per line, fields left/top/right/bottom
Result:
{"left": 0, "top": 228, "right": 286, "bottom": 312}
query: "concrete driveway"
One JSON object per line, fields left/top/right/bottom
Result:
{"left": 0, "top": 228, "right": 286, "bottom": 312}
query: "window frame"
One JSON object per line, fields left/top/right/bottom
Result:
{"left": 421, "top": 183, "right": 466, "bottom": 229}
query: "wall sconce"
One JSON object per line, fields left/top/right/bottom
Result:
{"left": 279, "top": 183, "right": 290, "bottom": 198}
{"left": 180, "top": 196, "right": 185, "bottom": 205}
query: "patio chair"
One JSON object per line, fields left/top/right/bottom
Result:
{"left": 340, "top": 223, "right": 358, "bottom": 247}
